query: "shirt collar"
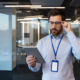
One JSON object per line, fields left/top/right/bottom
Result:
{"left": 50, "top": 32, "right": 63, "bottom": 40}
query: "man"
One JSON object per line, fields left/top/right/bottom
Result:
{"left": 26, "top": 9, "right": 80, "bottom": 80}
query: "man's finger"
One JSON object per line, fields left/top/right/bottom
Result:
{"left": 27, "top": 59, "right": 36, "bottom": 64}
{"left": 28, "top": 63, "right": 36, "bottom": 67}
{"left": 26, "top": 56, "right": 36, "bottom": 60}
{"left": 26, "top": 55, "right": 34, "bottom": 60}
{"left": 27, "top": 55, "right": 34, "bottom": 58}
{"left": 26, "top": 57, "right": 36, "bottom": 62}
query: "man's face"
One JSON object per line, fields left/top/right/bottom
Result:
{"left": 49, "top": 15, "right": 63, "bottom": 36}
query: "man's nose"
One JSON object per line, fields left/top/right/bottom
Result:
{"left": 52, "top": 23, "right": 56, "bottom": 28}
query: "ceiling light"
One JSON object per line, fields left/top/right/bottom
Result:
{"left": 17, "top": 17, "right": 41, "bottom": 21}
{"left": 5, "top": 5, "right": 18, "bottom": 7}
{"left": 39, "top": 18, "right": 48, "bottom": 19}
{"left": 17, "top": 16, "right": 43, "bottom": 21}
{"left": 24, "top": 15, "right": 43, "bottom": 18}
{"left": 20, "top": 22, "right": 40, "bottom": 24}
{"left": 31, "top": 7, "right": 65, "bottom": 9}
{"left": 26, "top": 11, "right": 31, "bottom": 13}
{"left": 17, "top": 17, "right": 48, "bottom": 21}
{"left": 24, "top": 18, "right": 37, "bottom": 20}
{"left": 17, "top": 18, "right": 34, "bottom": 21}
{"left": 5, "top": 5, "right": 41, "bottom": 7}
{"left": 66, "top": 18, "right": 71, "bottom": 20}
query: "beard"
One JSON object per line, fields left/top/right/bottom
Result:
{"left": 50, "top": 26, "right": 63, "bottom": 37}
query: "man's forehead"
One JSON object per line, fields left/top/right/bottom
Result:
{"left": 49, "top": 15, "right": 62, "bottom": 21}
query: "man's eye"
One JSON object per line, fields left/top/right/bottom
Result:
{"left": 50, "top": 22, "right": 54, "bottom": 24}
{"left": 55, "top": 22, "right": 61, "bottom": 24}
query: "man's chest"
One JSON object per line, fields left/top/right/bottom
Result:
{"left": 41, "top": 40, "right": 72, "bottom": 61}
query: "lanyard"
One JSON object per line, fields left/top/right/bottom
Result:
{"left": 50, "top": 34, "right": 64, "bottom": 60}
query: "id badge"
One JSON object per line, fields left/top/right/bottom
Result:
{"left": 51, "top": 60, "right": 59, "bottom": 72}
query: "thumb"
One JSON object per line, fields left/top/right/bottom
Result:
{"left": 61, "top": 22, "right": 64, "bottom": 26}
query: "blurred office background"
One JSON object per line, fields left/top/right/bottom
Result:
{"left": 0, "top": 0, "right": 80, "bottom": 80}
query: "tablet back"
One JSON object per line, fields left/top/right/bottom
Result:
{"left": 23, "top": 46, "right": 45, "bottom": 63}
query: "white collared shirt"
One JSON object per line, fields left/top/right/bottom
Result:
{"left": 28, "top": 31, "right": 80, "bottom": 80}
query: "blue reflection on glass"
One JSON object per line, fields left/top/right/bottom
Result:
{"left": 40, "top": 20, "right": 49, "bottom": 34}
{"left": 0, "top": 13, "right": 9, "bottom": 31}
{"left": 12, "top": 15, "right": 16, "bottom": 29}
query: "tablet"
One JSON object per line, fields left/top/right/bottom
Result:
{"left": 22, "top": 46, "right": 45, "bottom": 63}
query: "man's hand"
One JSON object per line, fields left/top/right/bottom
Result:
{"left": 26, "top": 55, "right": 37, "bottom": 67}
{"left": 61, "top": 21, "right": 72, "bottom": 33}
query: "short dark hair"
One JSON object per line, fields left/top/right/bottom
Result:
{"left": 48, "top": 8, "right": 66, "bottom": 21}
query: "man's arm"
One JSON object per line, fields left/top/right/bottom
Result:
{"left": 67, "top": 31, "right": 80, "bottom": 59}
{"left": 61, "top": 21, "right": 80, "bottom": 59}
{"left": 26, "top": 40, "right": 43, "bottom": 72}
{"left": 28, "top": 63, "right": 41, "bottom": 72}
{"left": 26, "top": 55, "right": 41, "bottom": 72}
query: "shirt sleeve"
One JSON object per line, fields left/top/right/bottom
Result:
{"left": 67, "top": 31, "right": 80, "bottom": 59}
{"left": 28, "top": 40, "right": 42, "bottom": 72}
{"left": 28, "top": 63, "right": 41, "bottom": 72}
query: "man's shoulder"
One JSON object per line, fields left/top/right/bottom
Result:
{"left": 63, "top": 33, "right": 71, "bottom": 42}
{"left": 40, "top": 35, "right": 50, "bottom": 42}
{"left": 36, "top": 35, "right": 50, "bottom": 49}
